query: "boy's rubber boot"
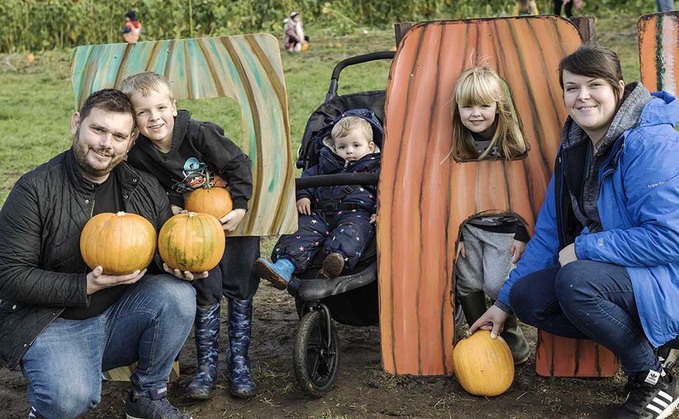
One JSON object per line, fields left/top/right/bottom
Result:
{"left": 501, "top": 314, "right": 531, "bottom": 365}
{"left": 227, "top": 298, "right": 257, "bottom": 398}
{"left": 458, "top": 291, "right": 487, "bottom": 326}
{"left": 253, "top": 258, "right": 295, "bottom": 290}
{"left": 185, "top": 303, "right": 220, "bottom": 400}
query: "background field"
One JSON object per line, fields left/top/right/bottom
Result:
{"left": 0, "top": 6, "right": 667, "bottom": 419}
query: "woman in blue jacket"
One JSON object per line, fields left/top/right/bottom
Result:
{"left": 470, "top": 44, "right": 679, "bottom": 418}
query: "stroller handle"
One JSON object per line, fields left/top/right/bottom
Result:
{"left": 295, "top": 173, "right": 379, "bottom": 190}
{"left": 325, "top": 50, "right": 395, "bottom": 102}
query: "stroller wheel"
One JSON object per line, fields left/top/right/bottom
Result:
{"left": 293, "top": 309, "right": 340, "bottom": 397}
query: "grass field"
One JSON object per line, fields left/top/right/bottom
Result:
{"left": 0, "top": 14, "right": 641, "bottom": 205}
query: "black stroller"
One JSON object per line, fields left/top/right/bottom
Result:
{"left": 286, "top": 50, "right": 394, "bottom": 397}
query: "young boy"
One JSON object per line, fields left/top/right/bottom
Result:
{"left": 254, "top": 109, "right": 382, "bottom": 289}
{"left": 121, "top": 72, "right": 260, "bottom": 400}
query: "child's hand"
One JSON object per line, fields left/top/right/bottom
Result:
{"left": 296, "top": 198, "right": 311, "bottom": 215}
{"left": 220, "top": 208, "right": 247, "bottom": 232}
{"left": 170, "top": 205, "right": 184, "bottom": 215}
{"left": 510, "top": 240, "right": 526, "bottom": 263}
{"left": 456, "top": 242, "right": 466, "bottom": 259}
{"left": 370, "top": 213, "right": 377, "bottom": 224}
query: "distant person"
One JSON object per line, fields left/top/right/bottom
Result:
{"left": 514, "top": 0, "right": 539, "bottom": 16}
{"left": 656, "top": 0, "right": 675, "bottom": 12}
{"left": 254, "top": 110, "right": 382, "bottom": 289}
{"left": 121, "top": 72, "right": 259, "bottom": 400}
{"left": 121, "top": 10, "right": 142, "bottom": 43}
{"left": 0, "top": 89, "right": 196, "bottom": 419}
{"left": 283, "top": 11, "right": 308, "bottom": 53}
{"left": 553, "top": 0, "right": 573, "bottom": 18}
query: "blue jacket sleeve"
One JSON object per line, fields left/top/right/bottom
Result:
{"left": 497, "top": 175, "right": 561, "bottom": 309}
{"left": 575, "top": 126, "right": 679, "bottom": 266}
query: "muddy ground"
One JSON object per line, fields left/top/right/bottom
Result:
{"left": 2, "top": 280, "right": 675, "bottom": 419}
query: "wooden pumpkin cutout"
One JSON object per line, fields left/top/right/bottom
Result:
{"left": 638, "top": 11, "right": 679, "bottom": 95}
{"left": 378, "top": 16, "right": 617, "bottom": 377}
{"left": 71, "top": 35, "right": 298, "bottom": 238}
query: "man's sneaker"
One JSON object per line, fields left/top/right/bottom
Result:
{"left": 125, "top": 387, "right": 193, "bottom": 419}
{"left": 320, "top": 252, "right": 344, "bottom": 278}
{"left": 612, "top": 369, "right": 679, "bottom": 419}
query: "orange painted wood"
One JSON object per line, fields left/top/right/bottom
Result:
{"left": 378, "top": 16, "right": 617, "bottom": 377}
{"left": 638, "top": 11, "right": 679, "bottom": 96}
{"left": 536, "top": 331, "right": 619, "bottom": 377}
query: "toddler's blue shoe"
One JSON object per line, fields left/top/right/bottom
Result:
{"left": 254, "top": 258, "right": 294, "bottom": 290}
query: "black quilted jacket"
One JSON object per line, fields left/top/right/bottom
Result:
{"left": 0, "top": 150, "right": 172, "bottom": 369}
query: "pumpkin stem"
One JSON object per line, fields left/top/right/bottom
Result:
{"left": 116, "top": 211, "right": 126, "bottom": 216}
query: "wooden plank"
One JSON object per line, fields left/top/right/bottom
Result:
{"left": 379, "top": 16, "right": 617, "bottom": 377}
{"left": 102, "top": 360, "right": 180, "bottom": 382}
{"left": 70, "top": 35, "right": 298, "bottom": 237}
{"left": 638, "top": 11, "right": 679, "bottom": 95}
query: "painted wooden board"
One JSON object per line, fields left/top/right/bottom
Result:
{"left": 378, "top": 16, "right": 617, "bottom": 377}
{"left": 638, "top": 11, "right": 679, "bottom": 95}
{"left": 535, "top": 332, "right": 618, "bottom": 377}
{"left": 71, "top": 34, "right": 297, "bottom": 237}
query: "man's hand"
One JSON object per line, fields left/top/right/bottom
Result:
{"left": 163, "top": 263, "right": 209, "bottom": 281}
{"left": 558, "top": 243, "right": 578, "bottom": 267}
{"left": 296, "top": 198, "right": 311, "bottom": 215}
{"left": 86, "top": 266, "right": 146, "bottom": 295}
{"left": 468, "top": 305, "right": 510, "bottom": 339}
{"left": 219, "top": 208, "right": 246, "bottom": 232}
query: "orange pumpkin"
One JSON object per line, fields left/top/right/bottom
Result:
{"left": 453, "top": 330, "right": 514, "bottom": 396}
{"left": 80, "top": 211, "right": 157, "bottom": 275}
{"left": 158, "top": 212, "right": 225, "bottom": 272}
{"left": 184, "top": 187, "right": 233, "bottom": 219}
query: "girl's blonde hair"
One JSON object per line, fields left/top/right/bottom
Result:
{"left": 451, "top": 67, "right": 526, "bottom": 160}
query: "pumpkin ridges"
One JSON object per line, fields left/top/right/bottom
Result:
{"left": 158, "top": 212, "right": 225, "bottom": 272}
{"left": 185, "top": 187, "right": 233, "bottom": 220}
{"left": 453, "top": 330, "right": 514, "bottom": 397}
{"left": 80, "top": 211, "right": 157, "bottom": 275}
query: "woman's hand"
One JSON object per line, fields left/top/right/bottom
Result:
{"left": 219, "top": 208, "right": 246, "bottom": 232}
{"left": 510, "top": 240, "right": 526, "bottom": 263}
{"left": 468, "top": 305, "right": 510, "bottom": 338}
{"left": 558, "top": 243, "right": 578, "bottom": 267}
{"left": 296, "top": 198, "right": 311, "bottom": 215}
{"left": 163, "top": 263, "right": 209, "bottom": 281}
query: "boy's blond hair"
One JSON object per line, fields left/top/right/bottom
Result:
{"left": 451, "top": 66, "right": 527, "bottom": 160}
{"left": 330, "top": 116, "right": 372, "bottom": 146}
{"left": 120, "top": 71, "right": 175, "bottom": 100}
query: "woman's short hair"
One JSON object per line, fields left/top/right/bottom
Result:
{"left": 558, "top": 44, "right": 623, "bottom": 93}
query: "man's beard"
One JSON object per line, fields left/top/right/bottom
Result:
{"left": 72, "top": 129, "right": 121, "bottom": 181}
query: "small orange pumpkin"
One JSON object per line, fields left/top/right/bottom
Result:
{"left": 158, "top": 212, "right": 225, "bottom": 272}
{"left": 80, "top": 211, "right": 157, "bottom": 275}
{"left": 185, "top": 187, "right": 233, "bottom": 220}
{"left": 453, "top": 330, "right": 515, "bottom": 396}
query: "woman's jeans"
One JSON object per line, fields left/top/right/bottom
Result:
{"left": 21, "top": 274, "right": 196, "bottom": 418}
{"left": 510, "top": 260, "right": 662, "bottom": 375}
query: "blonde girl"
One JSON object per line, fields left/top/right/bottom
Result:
{"left": 451, "top": 66, "right": 527, "bottom": 160}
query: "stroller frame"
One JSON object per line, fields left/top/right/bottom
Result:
{"left": 285, "top": 50, "right": 394, "bottom": 397}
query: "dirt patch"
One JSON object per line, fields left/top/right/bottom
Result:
{"left": 0, "top": 283, "right": 666, "bottom": 418}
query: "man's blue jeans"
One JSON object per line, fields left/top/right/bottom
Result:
{"left": 509, "top": 260, "right": 662, "bottom": 375}
{"left": 20, "top": 274, "right": 196, "bottom": 418}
